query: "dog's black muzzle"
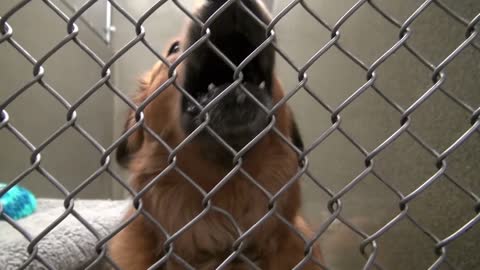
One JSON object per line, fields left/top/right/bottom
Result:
{"left": 180, "top": 0, "right": 275, "bottom": 151}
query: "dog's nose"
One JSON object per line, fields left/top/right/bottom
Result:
{"left": 182, "top": 0, "right": 275, "bottom": 101}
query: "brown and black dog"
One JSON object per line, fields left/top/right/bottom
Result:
{"left": 109, "top": 0, "right": 323, "bottom": 269}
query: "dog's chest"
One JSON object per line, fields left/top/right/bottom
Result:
{"left": 149, "top": 177, "right": 274, "bottom": 263}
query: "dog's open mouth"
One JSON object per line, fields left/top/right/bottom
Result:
{"left": 179, "top": 1, "right": 275, "bottom": 151}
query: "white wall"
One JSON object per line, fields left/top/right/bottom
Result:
{"left": 272, "top": 0, "right": 480, "bottom": 268}
{"left": 0, "top": 0, "right": 114, "bottom": 199}
{"left": 2, "top": 0, "right": 478, "bottom": 268}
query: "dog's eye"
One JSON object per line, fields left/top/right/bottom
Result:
{"left": 167, "top": 41, "right": 180, "bottom": 56}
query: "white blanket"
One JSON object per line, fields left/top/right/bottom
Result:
{"left": 0, "top": 199, "right": 128, "bottom": 270}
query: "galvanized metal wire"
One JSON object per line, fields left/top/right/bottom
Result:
{"left": 0, "top": 0, "right": 479, "bottom": 269}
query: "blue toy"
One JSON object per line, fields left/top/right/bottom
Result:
{"left": 0, "top": 183, "right": 37, "bottom": 220}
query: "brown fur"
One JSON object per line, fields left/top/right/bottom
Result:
{"left": 109, "top": 29, "right": 323, "bottom": 270}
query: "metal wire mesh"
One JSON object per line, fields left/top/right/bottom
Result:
{"left": 0, "top": 0, "right": 479, "bottom": 269}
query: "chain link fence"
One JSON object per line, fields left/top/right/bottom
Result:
{"left": 1, "top": 0, "right": 479, "bottom": 269}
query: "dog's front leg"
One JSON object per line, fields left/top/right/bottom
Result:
{"left": 109, "top": 207, "right": 161, "bottom": 270}
{"left": 262, "top": 216, "right": 324, "bottom": 270}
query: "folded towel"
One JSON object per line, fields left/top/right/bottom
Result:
{"left": 0, "top": 199, "right": 129, "bottom": 270}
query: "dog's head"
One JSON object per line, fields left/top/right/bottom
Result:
{"left": 181, "top": 0, "right": 274, "bottom": 150}
{"left": 117, "top": 0, "right": 303, "bottom": 170}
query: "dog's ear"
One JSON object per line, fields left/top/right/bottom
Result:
{"left": 116, "top": 39, "right": 183, "bottom": 168}
{"left": 116, "top": 87, "right": 148, "bottom": 169}
{"left": 290, "top": 118, "right": 304, "bottom": 152}
{"left": 270, "top": 75, "right": 304, "bottom": 153}
{"left": 116, "top": 114, "right": 144, "bottom": 168}
{"left": 115, "top": 61, "right": 167, "bottom": 168}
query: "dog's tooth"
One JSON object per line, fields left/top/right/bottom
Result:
{"left": 186, "top": 103, "right": 196, "bottom": 113}
{"left": 236, "top": 92, "right": 246, "bottom": 104}
{"left": 208, "top": 83, "right": 215, "bottom": 92}
{"left": 258, "top": 81, "right": 266, "bottom": 90}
